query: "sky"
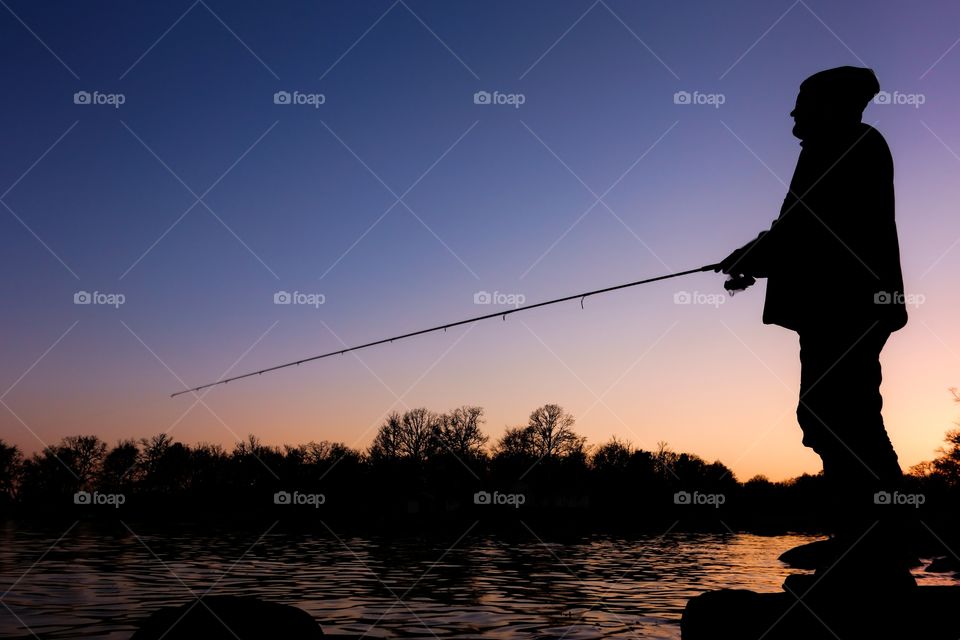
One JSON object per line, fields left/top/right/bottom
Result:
{"left": 1, "top": 0, "right": 959, "bottom": 481}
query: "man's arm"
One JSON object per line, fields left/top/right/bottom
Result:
{"left": 717, "top": 184, "right": 800, "bottom": 277}
{"left": 716, "top": 227, "right": 773, "bottom": 276}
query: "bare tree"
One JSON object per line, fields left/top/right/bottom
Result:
{"left": 369, "top": 409, "right": 441, "bottom": 462}
{"left": 591, "top": 437, "right": 633, "bottom": 470}
{"left": 654, "top": 440, "right": 678, "bottom": 478}
{"left": 526, "top": 404, "right": 584, "bottom": 458}
{"left": 399, "top": 408, "right": 440, "bottom": 462}
{"left": 60, "top": 435, "right": 107, "bottom": 488}
{"left": 139, "top": 433, "right": 173, "bottom": 478}
{"left": 494, "top": 425, "right": 535, "bottom": 458}
{"left": 369, "top": 411, "right": 404, "bottom": 461}
{"left": 101, "top": 440, "right": 140, "bottom": 488}
{"left": 434, "top": 406, "right": 488, "bottom": 458}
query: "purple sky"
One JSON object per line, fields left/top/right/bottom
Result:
{"left": 1, "top": 0, "right": 959, "bottom": 480}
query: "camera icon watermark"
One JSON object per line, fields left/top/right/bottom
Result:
{"left": 673, "top": 90, "right": 725, "bottom": 109}
{"left": 74, "top": 490, "right": 125, "bottom": 508}
{"left": 274, "top": 490, "right": 325, "bottom": 508}
{"left": 673, "top": 290, "right": 725, "bottom": 308}
{"left": 473, "top": 290, "right": 525, "bottom": 307}
{"left": 273, "top": 90, "right": 326, "bottom": 108}
{"left": 873, "top": 490, "right": 925, "bottom": 508}
{"left": 473, "top": 490, "right": 525, "bottom": 508}
{"left": 873, "top": 90, "right": 925, "bottom": 109}
{"left": 273, "top": 290, "right": 325, "bottom": 308}
{"left": 874, "top": 290, "right": 925, "bottom": 308}
{"left": 74, "top": 290, "right": 125, "bottom": 308}
{"left": 673, "top": 490, "right": 725, "bottom": 508}
{"left": 73, "top": 90, "right": 126, "bottom": 108}
{"left": 473, "top": 90, "right": 526, "bottom": 109}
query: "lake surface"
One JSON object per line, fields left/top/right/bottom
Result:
{"left": 0, "top": 521, "right": 954, "bottom": 639}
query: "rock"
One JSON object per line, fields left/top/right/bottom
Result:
{"left": 925, "top": 556, "right": 960, "bottom": 573}
{"left": 131, "top": 595, "right": 324, "bottom": 639}
{"left": 681, "top": 586, "right": 960, "bottom": 639}
{"left": 778, "top": 538, "right": 835, "bottom": 569}
{"left": 780, "top": 538, "right": 922, "bottom": 570}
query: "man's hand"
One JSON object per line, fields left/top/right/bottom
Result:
{"left": 716, "top": 242, "right": 752, "bottom": 275}
{"left": 715, "top": 233, "right": 766, "bottom": 276}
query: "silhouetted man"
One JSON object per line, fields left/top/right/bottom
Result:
{"left": 718, "top": 66, "right": 913, "bottom": 592}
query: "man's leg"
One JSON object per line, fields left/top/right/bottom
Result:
{"left": 794, "top": 325, "right": 912, "bottom": 586}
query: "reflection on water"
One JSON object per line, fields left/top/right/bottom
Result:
{"left": 0, "top": 522, "right": 953, "bottom": 639}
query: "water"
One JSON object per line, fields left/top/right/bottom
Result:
{"left": 0, "top": 522, "right": 953, "bottom": 639}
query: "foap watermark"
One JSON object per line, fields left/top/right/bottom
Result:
{"left": 674, "top": 490, "right": 725, "bottom": 508}
{"left": 274, "top": 490, "right": 326, "bottom": 508}
{"left": 474, "top": 290, "right": 526, "bottom": 307}
{"left": 274, "top": 290, "right": 325, "bottom": 308}
{"left": 473, "top": 90, "right": 526, "bottom": 109}
{"left": 273, "top": 90, "right": 326, "bottom": 108}
{"left": 74, "top": 290, "right": 125, "bottom": 308}
{"left": 673, "top": 290, "right": 725, "bottom": 308}
{"left": 474, "top": 490, "right": 525, "bottom": 508}
{"left": 74, "top": 490, "right": 125, "bottom": 508}
{"left": 874, "top": 490, "right": 925, "bottom": 508}
{"left": 673, "top": 90, "right": 725, "bottom": 108}
{"left": 873, "top": 91, "right": 925, "bottom": 109}
{"left": 74, "top": 90, "right": 126, "bottom": 108}
{"left": 874, "top": 291, "right": 925, "bottom": 308}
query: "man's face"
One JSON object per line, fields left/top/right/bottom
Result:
{"left": 790, "top": 89, "right": 859, "bottom": 141}
{"left": 790, "top": 90, "right": 826, "bottom": 140}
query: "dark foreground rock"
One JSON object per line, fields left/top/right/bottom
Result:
{"left": 131, "top": 595, "right": 324, "bottom": 639}
{"left": 925, "top": 556, "right": 960, "bottom": 573}
{"left": 682, "top": 586, "right": 960, "bottom": 639}
{"left": 779, "top": 538, "right": 923, "bottom": 570}
{"left": 777, "top": 538, "right": 834, "bottom": 569}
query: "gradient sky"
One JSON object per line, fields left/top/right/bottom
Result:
{"left": 2, "top": 0, "right": 959, "bottom": 481}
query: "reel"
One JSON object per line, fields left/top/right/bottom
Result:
{"left": 724, "top": 273, "right": 756, "bottom": 296}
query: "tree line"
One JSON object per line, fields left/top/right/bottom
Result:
{"left": 1, "top": 400, "right": 958, "bottom": 529}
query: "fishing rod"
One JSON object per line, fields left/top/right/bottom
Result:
{"left": 171, "top": 262, "right": 735, "bottom": 398}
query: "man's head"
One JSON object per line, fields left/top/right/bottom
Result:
{"left": 791, "top": 66, "right": 879, "bottom": 141}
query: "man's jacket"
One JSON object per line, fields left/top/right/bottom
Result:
{"left": 748, "top": 123, "right": 907, "bottom": 333}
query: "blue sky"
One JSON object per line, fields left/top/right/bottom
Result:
{"left": 2, "top": 0, "right": 960, "bottom": 480}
